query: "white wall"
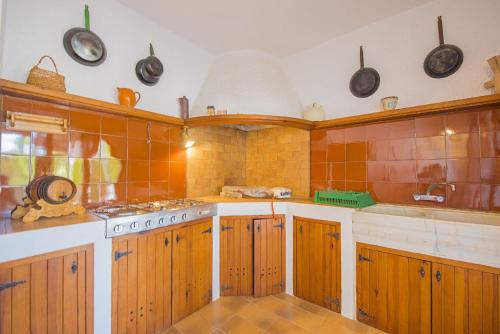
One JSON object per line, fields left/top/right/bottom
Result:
{"left": 192, "top": 50, "right": 303, "bottom": 117}
{"left": 283, "top": 0, "right": 500, "bottom": 118}
{"left": 0, "top": 0, "right": 214, "bottom": 116}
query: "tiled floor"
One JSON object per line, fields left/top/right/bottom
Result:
{"left": 164, "top": 294, "right": 384, "bottom": 334}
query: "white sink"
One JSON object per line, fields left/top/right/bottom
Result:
{"left": 353, "top": 204, "right": 500, "bottom": 268}
{"left": 359, "top": 204, "right": 500, "bottom": 226}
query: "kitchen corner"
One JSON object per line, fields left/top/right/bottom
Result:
{"left": 1, "top": 1, "right": 500, "bottom": 333}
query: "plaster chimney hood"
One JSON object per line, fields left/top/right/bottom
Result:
{"left": 190, "top": 50, "right": 308, "bottom": 130}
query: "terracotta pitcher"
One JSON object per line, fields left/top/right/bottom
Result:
{"left": 117, "top": 87, "right": 141, "bottom": 107}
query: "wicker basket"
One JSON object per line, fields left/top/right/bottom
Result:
{"left": 27, "top": 55, "right": 66, "bottom": 92}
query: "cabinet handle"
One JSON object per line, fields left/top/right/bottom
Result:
{"left": 257, "top": 224, "right": 261, "bottom": 232}
{"left": 0, "top": 280, "right": 26, "bottom": 291}
{"left": 202, "top": 227, "right": 212, "bottom": 234}
{"left": 419, "top": 267, "right": 426, "bottom": 278}
{"left": 176, "top": 234, "right": 180, "bottom": 243}
{"left": 358, "top": 254, "right": 372, "bottom": 262}
{"left": 299, "top": 225, "right": 302, "bottom": 234}
{"left": 221, "top": 225, "right": 233, "bottom": 232}
{"left": 246, "top": 224, "right": 251, "bottom": 231}
{"left": 436, "top": 270, "right": 442, "bottom": 282}
{"left": 71, "top": 261, "right": 78, "bottom": 274}
{"left": 164, "top": 237, "right": 169, "bottom": 247}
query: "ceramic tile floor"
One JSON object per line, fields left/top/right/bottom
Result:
{"left": 164, "top": 294, "right": 384, "bottom": 334}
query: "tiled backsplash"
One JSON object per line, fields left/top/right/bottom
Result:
{"left": 0, "top": 96, "right": 186, "bottom": 216}
{"left": 186, "top": 126, "right": 310, "bottom": 198}
{"left": 311, "top": 108, "right": 499, "bottom": 211}
{"left": 247, "top": 127, "right": 310, "bottom": 198}
{"left": 187, "top": 126, "right": 247, "bottom": 197}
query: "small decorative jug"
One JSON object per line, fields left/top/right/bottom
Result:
{"left": 117, "top": 87, "right": 141, "bottom": 108}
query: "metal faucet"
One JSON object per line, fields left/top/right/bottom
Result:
{"left": 413, "top": 183, "right": 456, "bottom": 203}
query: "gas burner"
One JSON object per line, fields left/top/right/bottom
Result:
{"left": 92, "top": 199, "right": 217, "bottom": 238}
{"left": 144, "top": 199, "right": 207, "bottom": 211}
{"left": 92, "top": 204, "right": 150, "bottom": 219}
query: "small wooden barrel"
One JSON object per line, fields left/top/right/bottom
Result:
{"left": 26, "top": 176, "right": 76, "bottom": 204}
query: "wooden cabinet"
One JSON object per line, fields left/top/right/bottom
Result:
{"left": 112, "top": 218, "right": 213, "bottom": 331}
{"left": 112, "top": 228, "right": 172, "bottom": 334}
{"left": 172, "top": 218, "right": 212, "bottom": 323}
{"left": 432, "top": 262, "right": 500, "bottom": 334}
{"left": 356, "top": 243, "right": 500, "bottom": 334}
{"left": 219, "top": 215, "right": 285, "bottom": 298}
{"left": 0, "top": 244, "right": 94, "bottom": 334}
{"left": 356, "top": 246, "right": 431, "bottom": 333}
{"left": 220, "top": 216, "right": 253, "bottom": 296}
{"left": 253, "top": 216, "right": 286, "bottom": 297}
{"left": 293, "top": 217, "right": 341, "bottom": 312}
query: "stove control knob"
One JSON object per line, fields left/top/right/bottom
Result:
{"left": 114, "top": 224, "right": 124, "bottom": 233}
{"left": 130, "top": 222, "right": 139, "bottom": 230}
{"left": 171, "top": 216, "right": 178, "bottom": 223}
{"left": 145, "top": 220, "right": 152, "bottom": 228}
{"left": 182, "top": 213, "right": 187, "bottom": 220}
{"left": 159, "top": 217, "right": 165, "bottom": 225}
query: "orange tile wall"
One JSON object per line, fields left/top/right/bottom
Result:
{"left": 0, "top": 96, "right": 186, "bottom": 216}
{"left": 311, "top": 108, "right": 499, "bottom": 211}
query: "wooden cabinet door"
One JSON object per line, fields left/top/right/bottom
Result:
{"left": 0, "top": 244, "right": 93, "bottom": 334}
{"left": 190, "top": 219, "right": 213, "bottom": 312}
{"left": 253, "top": 216, "right": 285, "bottom": 297}
{"left": 220, "top": 216, "right": 253, "bottom": 296}
{"left": 432, "top": 263, "right": 500, "bottom": 334}
{"left": 294, "top": 217, "right": 341, "bottom": 312}
{"left": 112, "top": 229, "right": 172, "bottom": 334}
{"left": 172, "top": 218, "right": 212, "bottom": 323}
{"left": 172, "top": 224, "right": 189, "bottom": 324}
{"left": 356, "top": 246, "right": 431, "bottom": 333}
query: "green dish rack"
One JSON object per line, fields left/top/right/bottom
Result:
{"left": 314, "top": 190, "right": 375, "bottom": 208}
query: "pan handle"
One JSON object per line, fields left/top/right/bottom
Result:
{"left": 437, "top": 16, "right": 444, "bottom": 45}
{"left": 359, "top": 46, "right": 364, "bottom": 69}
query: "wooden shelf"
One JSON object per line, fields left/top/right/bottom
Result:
{"left": 0, "top": 79, "right": 184, "bottom": 126}
{"left": 314, "top": 94, "right": 500, "bottom": 129}
{"left": 185, "top": 114, "right": 314, "bottom": 130}
{"left": 3, "top": 79, "right": 499, "bottom": 131}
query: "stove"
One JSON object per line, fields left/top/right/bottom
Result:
{"left": 92, "top": 199, "right": 217, "bottom": 238}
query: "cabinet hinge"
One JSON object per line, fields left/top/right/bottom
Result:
{"left": 358, "top": 308, "right": 374, "bottom": 320}
{"left": 327, "top": 231, "right": 339, "bottom": 240}
{"left": 273, "top": 223, "right": 284, "bottom": 229}
{"left": 0, "top": 280, "right": 26, "bottom": 291}
{"left": 221, "top": 225, "right": 233, "bottom": 232}
{"left": 358, "top": 254, "right": 372, "bottom": 262}
{"left": 324, "top": 295, "right": 340, "bottom": 307}
{"left": 273, "top": 281, "right": 284, "bottom": 288}
{"left": 114, "top": 250, "right": 133, "bottom": 261}
{"left": 202, "top": 227, "right": 212, "bottom": 234}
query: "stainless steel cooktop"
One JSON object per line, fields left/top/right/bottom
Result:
{"left": 92, "top": 199, "right": 217, "bottom": 238}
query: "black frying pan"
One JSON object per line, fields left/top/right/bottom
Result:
{"left": 349, "top": 46, "right": 380, "bottom": 98}
{"left": 423, "top": 16, "right": 463, "bottom": 78}
{"left": 63, "top": 5, "right": 106, "bottom": 66}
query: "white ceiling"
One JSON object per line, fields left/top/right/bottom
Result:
{"left": 118, "top": 0, "right": 432, "bottom": 57}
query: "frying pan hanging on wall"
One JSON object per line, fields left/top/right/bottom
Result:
{"left": 349, "top": 46, "right": 380, "bottom": 98}
{"left": 63, "top": 5, "right": 107, "bottom": 66}
{"left": 423, "top": 16, "right": 463, "bottom": 78}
